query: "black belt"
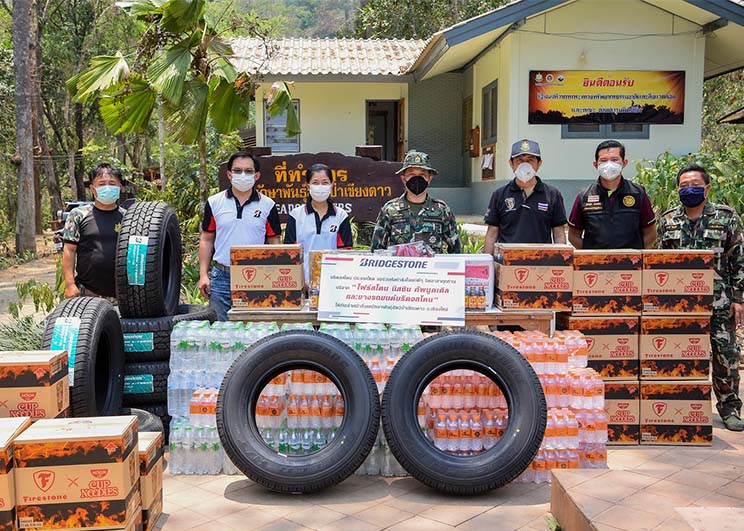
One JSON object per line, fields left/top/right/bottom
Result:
{"left": 213, "top": 262, "right": 230, "bottom": 272}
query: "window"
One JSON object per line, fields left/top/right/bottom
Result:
{"left": 561, "top": 123, "right": 649, "bottom": 139}
{"left": 264, "top": 100, "right": 300, "bottom": 152}
{"left": 481, "top": 80, "right": 498, "bottom": 145}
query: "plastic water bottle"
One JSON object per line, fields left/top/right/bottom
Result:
{"left": 209, "top": 427, "right": 223, "bottom": 474}
{"left": 288, "top": 429, "right": 301, "bottom": 454}
{"left": 301, "top": 429, "right": 313, "bottom": 454}
{"left": 168, "top": 423, "right": 182, "bottom": 474}
{"left": 434, "top": 414, "right": 447, "bottom": 451}
{"left": 446, "top": 414, "right": 459, "bottom": 453}
{"left": 182, "top": 425, "right": 194, "bottom": 474}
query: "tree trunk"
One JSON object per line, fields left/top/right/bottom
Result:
{"left": 29, "top": 1, "right": 43, "bottom": 234}
{"left": 198, "top": 131, "right": 208, "bottom": 204}
{"left": 13, "top": 0, "right": 37, "bottom": 254}
{"left": 74, "top": 102, "right": 85, "bottom": 198}
{"left": 157, "top": 96, "right": 167, "bottom": 189}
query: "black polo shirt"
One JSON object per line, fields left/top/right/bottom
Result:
{"left": 484, "top": 177, "right": 567, "bottom": 243}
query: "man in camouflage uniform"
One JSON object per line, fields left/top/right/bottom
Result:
{"left": 370, "top": 150, "right": 461, "bottom": 254}
{"left": 657, "top": 163, "right": 744, "bottom": 431}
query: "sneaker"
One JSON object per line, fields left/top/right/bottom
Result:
{"left": 722, "top": 412, "right": 744, "bottom": 432}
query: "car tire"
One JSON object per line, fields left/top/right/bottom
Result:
{"left": 115, "top": 201, "right": 182, "bottom": 318}
{"left": 121, "top": 407, "right": 164, "bottom": 439}
{"left": 42, "top": 297, "right": 125, "bottom": 417}
{"left": 122, "top": 361, "right": 169, "bottom": 406}
{"left": 217, "top": 331, "right": 380, "bottom": 493}
{"left": 381, "top": 330, "right": 546, "bottom": 495}
{"left": 121, "top": 304, "right": 216, "bottom": 363}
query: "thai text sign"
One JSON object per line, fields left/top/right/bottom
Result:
{"left": 317, "top": 254, "right": 465, "bottom": 326}
{"left": 528, "top": 70, "right": 685, "bottom": 124}
{"left": 219, "top": 152, "right": 404, "bottom": 222}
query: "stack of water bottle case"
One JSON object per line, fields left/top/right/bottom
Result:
{"left": 165, "top": 320, "right": 608, "bottom": 481}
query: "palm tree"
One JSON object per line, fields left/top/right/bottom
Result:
{"left": 67, "top": 0, "right": 298, "bottom": 201}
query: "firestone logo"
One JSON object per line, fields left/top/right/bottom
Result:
{"left": 514, "top": 268, "right": 530, "bottom": 283}
{"left": 654, "top": 272, "right": 669, "bottom": 286}
{"left": 653, "top": 337, "right": 667, "bottom": 352}
{"left": 242, "top": 268, "right": 257, "bottom": 282}
{"left": 584, "top": 273, "right": 598, "bottom": 287}
{"left": 585, "top": 338, "right": 595, "bottom": 350}
{"left": 33, "top": 470, "right": 55, "bottom": 492}
{"left": 653, "top": 402, "right": 667, "bottom": 417}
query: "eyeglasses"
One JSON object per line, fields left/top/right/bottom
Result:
{"left": 231, "top": 170, "right": 255, "bottom": 176}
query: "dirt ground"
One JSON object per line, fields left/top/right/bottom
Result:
{"left": 0, "top": 253, "right": 58, "bottom": 323}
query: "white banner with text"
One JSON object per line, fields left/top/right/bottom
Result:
{"left": 317, "top": 255, "right": 465, "bottom": 326}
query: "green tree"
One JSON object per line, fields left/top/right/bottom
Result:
{"left": 353, "top": 0, "right": 510, "bottom": 39}
{"left": 67, "top": 0, "right": 298, "bottom": 202}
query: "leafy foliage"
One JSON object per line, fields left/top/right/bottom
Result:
{"left": 634, "top": 145, "right": 744, "bottom": 216}
{"left": 458, "top": 223, "right": 485, "bottom": 254}
{"left": 0, "top": 315, "right": 45, "bottom": 351}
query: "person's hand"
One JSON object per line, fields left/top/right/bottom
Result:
{"left": 198, "top": 274, "right": 211, "bottom": 298}
{"left": 731, "top": 302, "right": 744, "bottom": 329}
{"left": 64, "top": 284, "right": 80, "bottom": 298}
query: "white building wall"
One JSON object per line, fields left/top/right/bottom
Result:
{"left": 255, "top": 82, "right": 408, "bottom": 155}
{"left": 469, "top": 0, "right": 706, "bottom": 183}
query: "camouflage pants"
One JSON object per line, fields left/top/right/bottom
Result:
{"left": 711, "top": 309, "right": 742, "bottom": 416}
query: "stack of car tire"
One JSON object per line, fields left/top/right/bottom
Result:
{"left": 43, "top": 202, "right": 214, "bottom": 439}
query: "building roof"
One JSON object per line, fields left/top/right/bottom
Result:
{"left": 717, "top": 106, "right": 744, "bottom": 123}
{"left": 410, "top": 0, "right": 744, "bottom": 80}
{"left": 231, "top": 37, "right": 426, "bottom": 78}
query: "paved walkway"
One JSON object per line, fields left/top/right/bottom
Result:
{"left": 156, "top": 414, "right": 744, "bottom": 531}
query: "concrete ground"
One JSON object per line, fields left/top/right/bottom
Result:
{"left": 155, "top": 412, "right": 744, "bottom": 531}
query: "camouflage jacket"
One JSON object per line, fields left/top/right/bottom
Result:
{"left": 657, "top": 202, "right": 744, "bottom": 308}
{"left": 370, "top": 194, "right": 461, "bottom": 254}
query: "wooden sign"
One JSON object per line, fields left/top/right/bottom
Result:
{"left": 219, "top": 152, "right": 404, "bottom": 223}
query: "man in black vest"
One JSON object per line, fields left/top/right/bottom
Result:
{"left": 568, "top": 140, "right": 656, "bottom": 249}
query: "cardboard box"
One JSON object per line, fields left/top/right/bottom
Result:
{"left": 642, "top": 250, "right": 714, "bottom": 315}
{"left": 0, "top": 418, "right": 32, "bottom": 531}
{"left": 495, "top": 244, "right": 573, "bottom": 311}
{"left": 137, "top": 432, "right": 162, "bottom": 531}
{"left": 640, "top": 316, "right": 710, "bottom": 380}
{"left": 640, "top": 381, "right": 712, "bottom": 445}
{"left": 120, "top": 508, "right": 143, "bottom": 531}
{"left": 604, "top": 381, "right": 640, "bottom": 445}
{"left": 566, "top": 316, "right": 639, "bottom": 380}
{"left": 0, "top": 351, "right": 69, "bottom": 420}
{"left": 13, "top": 416, "right": 140, "bottom": 530}
{"left": 230, "top": 245, "right": 304, "bottom": 310}
{"left": 446, "top": 254, "right": 495, "bottom": 310}
{"left": 572, "top": 250, "right": 642, "bottom": 314}
{"left": 308, "top": 249, "right": 367, "bottom": 310}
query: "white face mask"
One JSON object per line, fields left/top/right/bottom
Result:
{"left": 597, "top": 161, "right": 623, "bottom": 180}
{"left": 514, "top": 162, "right": 536, "bottom": 183}
{"left": 308, "top": 184, "right": 332, "bottom": 202}
{"left": 231, "top": 172, "right": 255, "bottom": 192}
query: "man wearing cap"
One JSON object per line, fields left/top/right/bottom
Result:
{"left": 568, "top": 139, "right": 656, "bottom": 249}
{"left": 370, "top": 150, "right": 461, "bottom": 254}
{"left": 483, "top": 139, "right": 567, "bottom": 255}
{"left": 62, "top": 163, "right": 127, "bottom": 298}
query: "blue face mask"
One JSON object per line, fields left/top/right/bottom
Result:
{"left": 95, "top": 185, "right": 120, "bottom": 205}
{"left": 678, "top": 186, "right": 706, "bottom": 207}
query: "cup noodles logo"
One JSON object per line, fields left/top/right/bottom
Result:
{"left": 19, "top": 392, "right": 37, "bottom": 401}
{"left": 691, "top": 404, "right": 702, "bottom": 410}
{"left": 618, "top": 403, "right": 629, "bottom": 409}
{"left": 552, "top": 269, "right": 565, "bottom": 276}
{"left": 279, "top": 268, "right": 291, "bottom": 275}
{"left": 653, "top": 402, "right": 667, "bottom": 417}
{"left": 515, "top": 268, "right": 530, "bottom": 283}
{"left": 653, "top": 337, "right": 667, "bottom": 352}
{"left": 81, "top": 479, "right": 119, "bottom": 499}
{"left": 692, "top": 273, "right": 704, "bottom": 280}
{"left": 91, "top": 469, "right": 109, "bottom": 479}
{"left": 617, "top": 338, "right": 629, "bottom": 345}
{"left": 33, "top": 470, "right": 56, "bottom": 492}
{"left": 654, "top": 272, "right": 669, "bottom": 286}
{"left": 689, "top": 338, "right": 701, "bottom": 345}
{"left": 242, "top": 268, "right": 257, "bottom": 282}
{"left": 620, "top": 273, "right": 633, "bottom": 280}
{"left": 584, "top": 273, "right": 598, "bottom": 287}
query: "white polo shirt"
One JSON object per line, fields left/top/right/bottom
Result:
{"left": 284, "top": 201, "right": 353, "bottom": 281}
{"left": 202, "top": 188, "right": 281, "bottom": 266}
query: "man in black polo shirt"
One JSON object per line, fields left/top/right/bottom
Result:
{"left": 568, "top": 140, "right": 656, "bottom": 249}
{"left": 61, "top": 163, "right": 126, "bottom": 298}
{"left": 483, "top": 139, "right": 567, "bottom": 255}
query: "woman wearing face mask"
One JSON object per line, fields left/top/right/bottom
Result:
{"left": 61, "top": 163, "right": 126, "bottom": 298}
{"left": 370, "top": 150, "right": 461, "bottom": 254}
{"left": 568, "top": 139, "right": 657, "bottom": 249}
{"left": 483, "top": 139, "right": 567, "bottom": 255}
{"left": 284, "top": 163, "right": 354, "bottom": 285}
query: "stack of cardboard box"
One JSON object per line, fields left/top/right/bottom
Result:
{"left": 137, "top": 433, "right": 163, "bottom": 531}
{"left": 0, "top": 417, "right": 32, "bottom": 531}
{"left": 9, "top": 416, "right": 156, "bottom": 531}
{"left": 561, "top": 249, "right": 714, "bottom": 446}
{"left": 0, "top": 351, "right": 69, "bottom": 420}
{"left": 230, "top": 244, "right": 304, "bottom": 310}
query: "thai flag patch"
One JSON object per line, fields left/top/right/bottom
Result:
{"left": 587, "top": 195, "right": 600, "bottom": 203}
{"left": 537, "top": 202, "right": 548, "bottom": 211}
